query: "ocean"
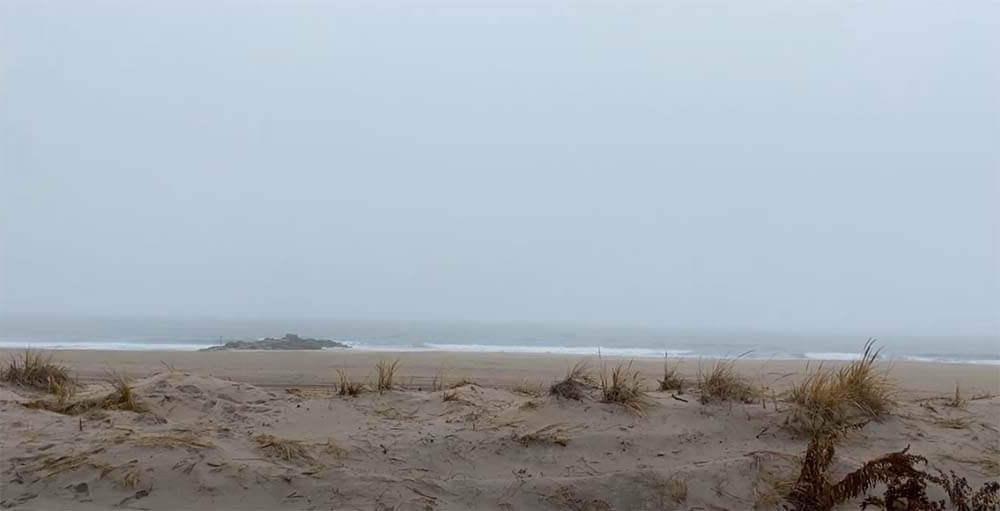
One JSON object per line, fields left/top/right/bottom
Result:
{"left": 0, "top": 317, "right": 997, "bottom": 365}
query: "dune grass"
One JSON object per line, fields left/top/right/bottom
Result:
{"left": 514, "top": 423, "right": 576, "bottom": 447}
{"left": 513, "top": 379, "right": 543, "bottom": 397}
{"left": 549, "top": 361, "right": 594, "bottom": 400}
{"left": 26, "top": 370, "right": 145, "bottom": 415}
{"left": 375, "top": 359, "right": 400, "bottom": 394}
{"left": 336, "top": 369, "right": 366, "bottom": 397}
{"left": 255, "top": 434, "right": 314, "bottom": 463}
{"left": 788, "top": 340, "right": 894, "bottom": 434}
{"left": 599, "top": 360, "right": 650, "bottom": 415}
{"left": 2, "top": 350, "right": 75, "bottom": 396}
{"left": 697, "top": 356, "right": 759, "bottom": 404}
{"left": 658, "top": 353, "right": 684, "bottom": 393}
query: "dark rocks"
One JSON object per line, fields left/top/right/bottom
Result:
{"left": 199, "top": 333, "right": 350, "bottom": 352}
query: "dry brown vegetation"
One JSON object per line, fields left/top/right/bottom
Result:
{"left": 513, "top": 423, "right": 576, "bottom": 447}
{"left": 132, "top": 434, "right": 215, "bottom": 450}
{"left": 26, "top": 370, "right": 145, "bottom": 415}
{"left": 788, "top": 340, "right": 895, "bottom": 434}
{"left": 375, "top": 359, "right": 400, "bottom": 393}
{"left": 657, "top": 353, "right": 684, "bottom": 392}
{"left": 549, "top": 361, "right": 594, "bottom": 400}
{"left": 599, "top": 360, "right": 650, "bottom": 415}
{"left": 2, "top": 350, "right": 75, "bottom": 396}
{"left": 697, "top": 356, "right": 759, "bottom": 404}
{"left": 513, "top": 379, "right": 543, "bottom": 397}
{"left": 947, "top": 383, "right": 967, "bottom": 408}
{"left": 786, "top": 425, "right": 1000, "bottom": 511}
{"left": 255, "top": 434, "right": 314, "bottom": 463}
{"left": 336, "top": 369, "right": 366, "bottom": 397}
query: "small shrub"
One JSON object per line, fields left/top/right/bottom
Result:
{"left": 375, "top": 359, "right": 400, "bottom": 393}
{"left": 549, "top": 361, "right": 594, "bottom": 400}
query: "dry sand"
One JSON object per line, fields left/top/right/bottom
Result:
{"left": 1, "top": 349, "right": 997, "bottom": 510}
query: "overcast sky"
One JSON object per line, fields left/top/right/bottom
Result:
{"left": 1, "top": 1, "right": 997, "bottom": 335}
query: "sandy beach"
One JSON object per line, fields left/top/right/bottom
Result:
{"left": 1, "top": 349, "right": 998, "bottom": 510}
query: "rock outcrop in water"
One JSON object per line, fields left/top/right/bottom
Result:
{"left": 199, "top": 333, "right": 349, "bottom": 351}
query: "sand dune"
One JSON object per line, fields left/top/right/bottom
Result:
{"left": 1, "top": 350, "right": 998, "bottom": 510}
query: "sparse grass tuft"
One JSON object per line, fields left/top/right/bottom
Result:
{"left": 514, "top": 423, "right": 577, "bottom": 447}
{"left": 513, "top": 379, "right": 543, "bottom": 397}
{"left": 549, "top": 361, "right": 594, "bottom": 400}
{"left": 2, "top": 350, "right": 75, "bottom": 395}
{"left": 101, "top": 370, "right": 144, "bottom": 412}
{"left": 336, "top": 369, "right": 366, "bottom": 397}
{"left": 448, "top": 377, "right": 476, "bottom": 389}
{"left": 375, "top": 359, "right": 400, "bottom": 394}
{"left": 658, "top": 353, "right": 684, "bottom": 392}
{"left": 697, "top": 356, "right": 759, "bottom": 404}
{"left": 323, "top": 438, "right": 348, "bottom": 458}
{"left": 599, "top": 360, "right": 650, "bottom": 415}
{"left": 255, "top": 434, "right": 314, "bottom": 463}
{"left": 666, "top": 478, "right": 688, "bottom": 504}
{"left": 133, "top": 434, "right": 215, "bottom": 449}
{"left": 946, "top": 383, "right": 966, "bottom": 408}
{"left": 933, "top": 416, "right": 974, "bottom": 430}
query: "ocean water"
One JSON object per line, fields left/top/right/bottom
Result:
{"left": 0, "top": 317, "right": 997, "bottom": 365}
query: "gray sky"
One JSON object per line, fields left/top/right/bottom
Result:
{"left": 1, "top": 1, "right": 997, "bottom": 335}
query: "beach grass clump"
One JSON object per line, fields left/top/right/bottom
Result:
{"left": 658, "top": 354, "right": 684, "bottom": 393}
{"left": 375, "top": 359, "right": 400, "bottom": 394}
{"left": 697, "top": 357, "right": 759, "bottom": 404}
{"left": 26, "top": 370, "right": 145, "bottom": 415}
{"left": 788, "top": 366, "right": 851, "bottom": 434}
{"left": 336, "top": 369, "right": 366, "bottom": 397}
{"left": 101, "top": 370, "right": 144, "bottom": 412}
{"left": 2, "top": 350, "right": 75, "bottom": 395}
{"left": 599, "top": 360, "right": 650, "bottom": 415}
{"left": 788, "top": 340, "right": 895, "bottom": 434}
{"left": 255, "top": 434, "right": 315, "bottom": 463}
{"left": 834, "top": 339, "right": 894, "bottom": 417}
{"left": 549, "top": 361, "right": 594, "bottom": 400}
